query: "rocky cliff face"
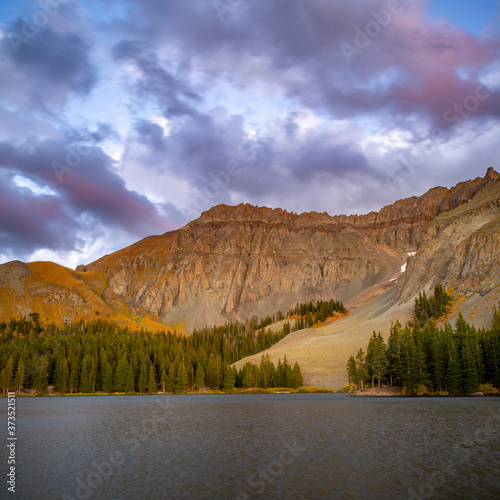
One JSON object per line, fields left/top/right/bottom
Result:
{"left": 1, "top": 169, "right": 497, "bottom": 331}
{"left": 397, "top": 167, "right": 500, "bottom": 301}
{"left": 75, "top": 168, "right": 497, "bottom": 331}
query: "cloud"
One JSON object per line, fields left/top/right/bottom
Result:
{"left": 0, "top": 168, "right": 81, "bottom": 259}
{"left": 8, "top": 27, "right": 97, "bottom": 94}
{"left": 0, "top": 0, "right": 499, "bottom": 267}
{"left": 113, "top": 0, "right": 500, "bottom": 128}
{"left": 0, "top": 134, "right": 169, "bottom": 262}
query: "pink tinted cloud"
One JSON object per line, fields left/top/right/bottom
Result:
{"left": 61, "top": 172, "right": 168, "bottom": 234}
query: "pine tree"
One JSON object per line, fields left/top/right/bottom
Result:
{"left": 1, "top": 358, "right": 14, "bottom": 394}
{"left": 148, "top": 364, "right": 157, "bottom": 393}
{"left": 54, "top": 354, "right": 69, "bottom": 394}
{"left": 259, "top": 355, "right": 268, "bottom": 389}
{"left": 347, "top": 356, "right": 358, "bottom": 388}
{"left": 68, "top": 355, "right": 80, "bottom": 394}
{"left": 176, "top": 362, "right": 188, "bottom": 392}
{"left": 160, "top": 366, "right": 167, "bottom": 393}
{"left": 367, "top": 333, "right": 387, "bottom": 388}
{"left": 388, "top": 321, "right": 403, "bottom": 386}
{"left": 102, "top": 360, "right": 113, "bottom": 393}
{"left": 138, "top": 358, "right": 148, "bottom": 393}
{"left": 187, "top": 364, "right": 194, "bottom": 390}
{"left": 284, "top": 364, "right": 294, "bottom": 388}
{"left": 125, "top": 363, "right": 135, "bottom": 393}
{"left": 292, "top": 362, "right": 303, "bottom": 388}
{"left": 195, "top": 365, "right": 205, "bottom": 391}
{"left": 242, "top": 362, "right": 255, "bottom": 388}
{"left": 115, "top": 355, "right": 130, "bottom": 392}
{"left": 34, "top": 356, "right": 49, "bottom": 395}
{"left": 223, "top": 365, "right": 235, "bottom": 391}
{"left": 461, "top": 336, "right": 479, "bottom": 394}
{"left": 355, "top": 349, "right": 367, "bottom": 389}
{"left": 80, "top": 354, "right": 96, "bottom": 393}
{"left": 14, "top": 360, "right": 25, "bottom": 395}
{"left": 167, "top": 362, "right": 176, "bottom": 392}
{"left": 276, "top": 359, "right": 284, "bottom": 387}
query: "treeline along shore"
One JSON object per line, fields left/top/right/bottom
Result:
{"left": 347, "top": 285, "right": 500, "bottom": 396}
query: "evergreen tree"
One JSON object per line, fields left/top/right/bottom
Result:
{"left": 14, "top": 360, "right": 25, "bottom": 395}
{"left": 160, "top": 366, "right": 167, "bottom": 393}
{"left": 355, "top": 349, "right": 367, "bottom": 389}
{"left": 366, "top": 333, "right": 387, "bottom": 388}
{"left": 68, "top": 354, "right": 80, "bottom": 394}
{"left": 461, "top": 336, "right": 479, "bottom": 394}
{"left": 80, "top": 354, "right": 96, "bottom": 393}
{"left": 34, "top": 356, "right": 49, "bottom": 395}
{"left": 167, "top": 362, "right": 176, "bottom": 392}
{"left": 176, "top": 362, "right": 188, "bottom": 392}
{"left": 148, "top": 363, "right": 157, "bottom": 393}
{"left": 292, "top": 362, "right": 303, "bottom": 388}
{"left": 242, "top": 362, "right": 255, "bottom": 388}
{"left": 54, "top": 354, "right": 69, "bottom": 394}
{"left": 276, "top": 359, "right": 284, "bottom": 387}
{"left": 101, "top": 360, "right": 113, "bottom": 393}
{"left": 115, "top": 355, "right": 130, "bottom": 392}
{"left": 387, "top": 321, "right": 403, "bottom": 386}
{"left": 125, "top": 363, "right": 135, "bottom": 393}
{"left": 195, "top": 365, "right": 205, "bottom": 391}
{"left": 138, "top": 359, "right": 147, "bottom": 393}
{"left": 187, "top": 364, "right": 194, "bottom": 390}
{"left": 1, "top": 358, "right": 14, "bottom": 394}
{"left": 346, "top": 356, "right": 358, "bottom": 388}
{"left": 223, "top": 365, "right": 235, "bottom": 391}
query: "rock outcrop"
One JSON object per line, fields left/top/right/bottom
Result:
{"left": 397, "top": 167, "right": 500, "bottom": 301}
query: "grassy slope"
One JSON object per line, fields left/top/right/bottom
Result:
{"left": 0, "top": 261, "right": 176, "bottom": 332}
{"left": 234, "top": 285, "right": 414, "bottom": 389}
{"left": 234, "top": 282, "right": 500, "bottom": 390}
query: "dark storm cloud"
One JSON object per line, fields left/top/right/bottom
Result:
{"left": 112, "top": 39, "right": 202, "bottom": 117}
{"left": 134, "top": 119, "right": 166, "bottom": 153}
{"left": 116, "top": 0, "right": 500, "bottom": 127}
{"left": 5, "top": 25, "right": 97, "bottom": 96}
{"left": 0, "top": 169, "right": 82, "bottom": 258}
{"left": 0, "top": 136, "right": 168, "bottom": 258}
{"left": 130, "top": 108, "right": 377, "bottom": 210}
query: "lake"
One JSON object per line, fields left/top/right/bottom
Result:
{"left": 3, "top": 394, "right": 500, "bottom": 499}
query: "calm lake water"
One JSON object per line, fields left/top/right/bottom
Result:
{"left": 3, "top": 394, "right": 500, "bottom": 499}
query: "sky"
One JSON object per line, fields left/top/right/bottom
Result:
{"left": 0, "top": 0, "right": 499, "bottom": 269}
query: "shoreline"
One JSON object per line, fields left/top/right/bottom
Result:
{"left": 349, "top": 387, "right": 495, "bottom": 397}
{"left": 1, "top": 387, "right": 334, "bottom": 397}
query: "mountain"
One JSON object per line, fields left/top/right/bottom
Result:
{"left": 397, "top": 167, "right": 500, "bottom": 302}
{"left": 1, "top": 168, "right": 499, "bottom": 337}
{"left": 0, "top": 260, "right": 173, "bottom": 331}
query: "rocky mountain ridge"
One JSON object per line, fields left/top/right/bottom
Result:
{"left": 0, "top": 168, "right": 498, "bottom": 332}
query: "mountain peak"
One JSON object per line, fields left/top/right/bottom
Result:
{"left": 485, "top": 166, "right": 499, "bottom": 181}
{"left": 196, "top": 203, "right": 332, "bottom": 225}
